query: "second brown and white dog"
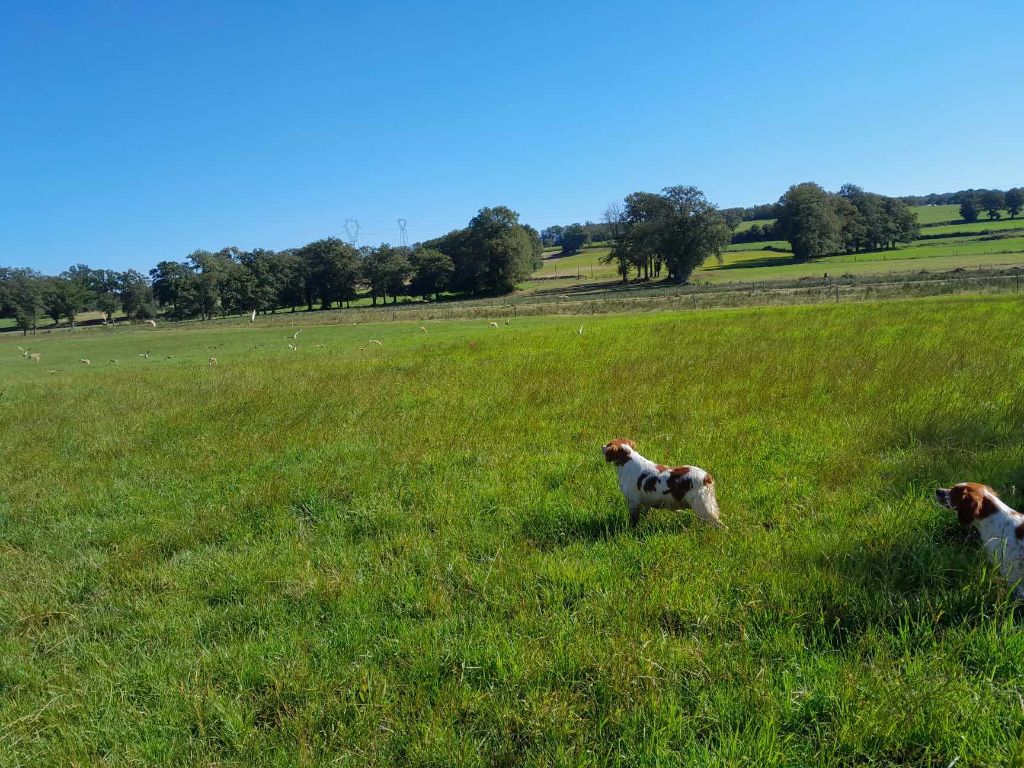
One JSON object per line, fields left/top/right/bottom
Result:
{"left": 936, "top": 482, "right": 1024, "bottom": 598}
{"left": 602, "top": 439, "right": 724, "bottom": 529}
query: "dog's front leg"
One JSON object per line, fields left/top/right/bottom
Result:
{"left": 629, "top": 504, "right": 642, "bottom": 528}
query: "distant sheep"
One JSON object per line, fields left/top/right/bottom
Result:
{"left": 29, "top": 352, "right": 41, "bottom": 363}
{"left": 146, "top": 319, "right": 157, "bottom": 328}
{"left": 489, "top": 322, "right": 499, "bottom": 328}
{"left": 80, "top": 359, "right": 91, "bottom": 365}
{"left": 369, "top": 339, "right": 383, "bottom": 346}
{"left": 209, "top": 357, "right": 217, "bottom": 366}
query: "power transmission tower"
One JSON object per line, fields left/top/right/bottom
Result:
{"left": 396, "top": 218, "right": 408, "bottom": 247}
{"left": 343, "top": 219, "right": 360, "bottom": 246}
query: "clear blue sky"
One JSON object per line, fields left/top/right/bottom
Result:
{"left": 3, "top": 1, "right": 1022, "bottom": 275}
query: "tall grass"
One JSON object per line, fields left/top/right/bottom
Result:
{"left": 2, "top": 295, "right": 1024, "bottom": 765}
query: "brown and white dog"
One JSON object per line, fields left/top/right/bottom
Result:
{"left": 936, "top": 482, "right": 1024, "bottom": 598}
{"left": 602, "top": 439, "right": 724, "bottom": 529}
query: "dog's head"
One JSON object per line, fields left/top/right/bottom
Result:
{"left": 602, "top": 439, "right": 636, "bottom": 466}
{"left": 936, "top": 482, "right": 998, "bottom": 526}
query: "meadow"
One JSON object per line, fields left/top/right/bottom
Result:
{"left": 4, "top": 295, "right": 1024, "bottom": 766}
{"left": 524, "top": 206, "right": 1024, "bottom": 294}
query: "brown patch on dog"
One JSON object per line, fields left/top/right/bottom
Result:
{"left": 666, "top": 467, "right": 693, "bottom": 503}
{"left": 703, "top": 473, "right": 714, "bottom": 487}
{"left": 643, "top": 475, "right": 659, "bottom": 493}
{"left": 603, "top": 439, "right": 636, "bottom": 467}
{"left": 950, "top": 483, "right": 998, "bottom": 526}
{"left": 655, "top": 464, "right": 667, "bottom": 472}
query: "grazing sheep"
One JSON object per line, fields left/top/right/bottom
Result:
{"left": 489, "top": 322, "right": 499, "bottom": 328}
{"left": 29, "top": 352, "right": 41, "bottom": 363}
{"left": 146, "top": 319, "right": 157, "bottom": 328}
{"left": 109, "top": 359, "right": 118, "bottom": 365}
{"left": 47, "top": 370, "right": 58, "bottom": 375}
{"left": 138, "top": 351, "right": 150, "bottom": 359}
{"left": 368, "top": 339, "right": 383, "bottom": 346}
{"left": 419, "top": 326, "right": 428, "bottom": 334}
{"left": 80, "top": 359, "right": 91, "bottom": 365}
{"left": 209, "top": 357, "right": 217, "bottom": 366}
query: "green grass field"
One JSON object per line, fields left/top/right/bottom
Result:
{"left": 912, "top": 204, "right": 961, "bottom": 225}
{"left": 698, "top": 235, "right": 1024, "bottom": 283}
{"left": 734, "top": 218, "right": 776, "bottom": 233}
{"left": 920, "top": 218, "right": 1024, "bottom": 236}
{"left": 4, "top": 296, "right": 1024, "bottom": 765}
{"left": 525, "top": 206, "right": 1024, "bottom": 292}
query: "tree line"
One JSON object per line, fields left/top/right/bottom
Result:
{"left": 898, "top": 188, "right": 1018, "bottom": 207}
{"left": 1, "top": 206, "right": 542, "bottom": 333}
{"left": 731, "top": 184, "right": 921, "bottom": 257}
{"left": 592, "top": 181, "right": 926, "bottom": 283}
{"left": 539, "top": 222, "right": 614, "bottom": 253}
{"left": 958, "top": 188, "right": 1023, "bottom": 222}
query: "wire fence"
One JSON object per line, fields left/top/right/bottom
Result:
{"left": 12, "top": 267, "right": 1024, "bottom": 336}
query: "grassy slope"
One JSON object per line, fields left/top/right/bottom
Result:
{"left": 913, "top": 204, "right": 961, "bottom": 225}
{"left": 4, "top": 297, "right": 1024, "bottom": 765}
{"left": 701, "top": 236, "right": 1024, "bottom": 283}
{"left": 923, "top": 218, "right": 1024, "bottom": 236}
{"left": 527, "top": 206, "right": 1024, "bottom": 291}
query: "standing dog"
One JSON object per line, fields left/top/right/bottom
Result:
{"left": 602, "top": 439, "right": 724, "bottom": 529}
{"left": 936, "top": 482, "right": 1024, "bottom": 598}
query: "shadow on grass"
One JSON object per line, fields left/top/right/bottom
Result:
{"left": 522, "top": 509, "right": 627, "bottom": 550}
{"left": 799, "top": 411, "right": 1024, "bottom": 652}
{"left": 522, "top": 505, "right": 712, "bottom": 550}
{"left": 715, "top": 255, "right": 797, "bottom": 270}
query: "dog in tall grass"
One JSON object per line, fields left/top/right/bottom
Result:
{"left": 603, "top": 439, "right": 724, "bottom": 529}
{"left": 936, "top": 482, "right": 1024, "bottom": 598}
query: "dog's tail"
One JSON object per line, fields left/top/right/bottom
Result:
{"left": 694, "top": 473, "right": 725, "bottom": 529}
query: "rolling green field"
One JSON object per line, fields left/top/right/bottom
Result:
{"left": 4, "top": 296, "right": 1024, "bottom": 765}
{"left": 920, "top": 218, "right": 1024, "bottom": 236}
{"left": 913, "top": 204, "right": 961, "bottom": 225}
{"left": 697, "top": 235, "right": 1024, "bottom": 283}
{"left": 525, "top": 205, "right": 1024, "bottom": 293}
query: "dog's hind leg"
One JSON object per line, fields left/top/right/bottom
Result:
{"left": 629, "top": 504, "right": 643, "bottom": 528}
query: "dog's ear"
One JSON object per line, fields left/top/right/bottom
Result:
{"left": 951, "top": 483, "right": 996, "bottom": 525}
{"left": 603, "top": 440, "right": 632, "bottom": 466}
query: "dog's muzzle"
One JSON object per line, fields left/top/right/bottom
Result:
{"left": 935, "top": 488, "right": 951, "bottom": 508}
